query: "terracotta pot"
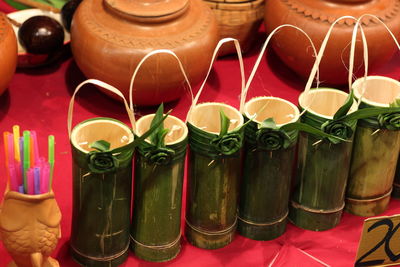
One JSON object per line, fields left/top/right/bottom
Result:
{"left": 70, "top": 0, "right": 219, "bottom": 106}
{"left": 0, "top": 13, "right": 18, "bottom": 96}
{"left": 0, "top": 190, "right": 61, "bottom": 267}
{"left": 264, "top": 0, "right": 400, "bottom": 85}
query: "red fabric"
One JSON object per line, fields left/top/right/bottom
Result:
{"left": 2, "top": 2, "right": 400, "bottom": 266}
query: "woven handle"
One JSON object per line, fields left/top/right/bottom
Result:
{"left": 239, "top": 24, "right": 318, "bottom": 113}
{"left": 304, "top": 15, "right": 369, "bottom": 96}
{"left": 67, "top": 79, "right": 136, "bottom": 137}
{"left": 128, "top": 49, "right": 193, "bottom": 111}
{"left": 354, "top": 14, "right": 400, "bottom": 101}
{"left": 186, "top": 38, "right": 245, "bottom": 122}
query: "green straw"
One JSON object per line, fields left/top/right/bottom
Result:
{"left": 23, "top": 131, "right": 30, "bottom": 193}
{"left": 48, "top": 135, "right": 55, "bottom": 190}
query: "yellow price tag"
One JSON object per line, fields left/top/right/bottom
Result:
{"left": 355, "top": 214, "right": 400, "bottom": 266}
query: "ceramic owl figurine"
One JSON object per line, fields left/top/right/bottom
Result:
{"left": 0, "top": 190, "right": 61, "bottom": 267}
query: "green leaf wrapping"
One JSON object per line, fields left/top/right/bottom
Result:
{"left": 149, "top": 103, "right": 166, "bottom": 147}
{"left": 334, "top": 90, "right": 354, "bottom": 120}
{"left": 89, "top": 140, "right": 111, "bottom": 152}
{"left": 219, "top": 109, "right": 231, "bottom": 137}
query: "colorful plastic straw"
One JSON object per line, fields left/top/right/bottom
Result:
{"left": 27, "top": 168, "right": 34, "bottom": 195}
{"left": 31, "top": 131, "right": 40, "bottom": 166}
{"left": 34, "top": 167, "right": 40, "bottom": 195}
{"left": 41, "top": 164, "right": 49, "bottom": 194}
{"left": 48, "top": 135, "right": 55, "bottom": 190}
{"left": 12, "top": 125, "right": 20, "bottom": 162}
{"left": 2, "top": 126, "right": 55, "bottom": 195}
{"left": 23, "top": 131, "right": 31, "bottom": 193}
{"left": 3, "top": 132, "right": 10, "bottom": 188}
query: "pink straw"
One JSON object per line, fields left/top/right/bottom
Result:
{"left": 7, "top": 133, "right": 14, "bottom": 167}
{"left": 41, "top": 164, "right": 50, "bottom": 194}
{"left": 27, "top": 168, "right": 34, "bottom": 195}
{"left": 9, "top": 164, "right": 18, "bottom": 192}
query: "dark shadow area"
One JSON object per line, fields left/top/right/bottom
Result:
{"left": 0, "top": 90, "right": 11, "bottom": 122}
{"left": 266, "top": 48, "right": 306, "bottom": 91}
{"left": 64, "top": 60, "right": 129, "bottom": 121}
{"left": 17, "top": 46, "right": 72, "bottom": 76}
{"left": 56, "top": 241, "right": 80, "bottom": 266}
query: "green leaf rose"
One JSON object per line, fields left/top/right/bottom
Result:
{"left": 378, "top": 112, "right": 400, "bottom": 130}
{"left": 211, "top": 132, "right": 242, "bottom": 156}
{"left": 144, "top": 147, "right": 175, "bottom": 165}
{"left": 256, "top": 128, "right": 290, "bottom": 150}
{"left": 321, "top": 120, "right": 353, "bottom": 144}
{"left": 87, "top": 151, "right": 119, "bottom": 173}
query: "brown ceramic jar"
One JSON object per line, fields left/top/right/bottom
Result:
{"left": 0, "top": 13, "right": 17, "bottom": 96}
{"left": 265, "top": 0, "right": 400, "bottom": 85}
{"left": 70, "top": 0, "right": 219, "bottom": 106}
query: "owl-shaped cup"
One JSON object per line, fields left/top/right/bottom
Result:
{"left": 0, "top": 189, "right": 61, "bottom": 267}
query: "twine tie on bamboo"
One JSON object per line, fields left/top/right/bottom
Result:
{"left": 68, "top": 79, "right": 135, "bottom": 267}
{"left": 185, "top": 38, "right": 246, "bottom": 249}
{"left": 237, "top": 24, "right": 317, "bottom": 241}
{"left": 129, "top": 49, "right": 190, "bottom": 262}
{"left": 289, "top": 16, "right": 369, "bottom": 231}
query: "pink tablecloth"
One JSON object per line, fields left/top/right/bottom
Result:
{"left": 1, "top": 2, "right": 400, "bottom": 266}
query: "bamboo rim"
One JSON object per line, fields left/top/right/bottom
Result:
{"left": 353, "top": 76, "right": 400, "bottom": 107}
{"left": 185, "top": 218, "right": 237, "bottom": 236}
{"left": 187, "top": 102, "right": 244, "bottom": 134}
{"left": 237, "top": 211, "right": 288, "bottom": 227}
{"left": 70, "top": 242, "right": 130, "bottom": 261}
{"left": 291, "top": 201, "right": 345, "bottom": 214}
{"left": 130, "top": 233, "right": 181, "bottom": 250}
{"left": 346, "top": 188, "right": 393, "bottom": 203}
{"left": 299, "top": 89, "right": 358, "bottom": 120}
{"left": 136, "top": 114, "right": 188, "bottom": 145}
{"left": 71, "top": 118, "right": 134, "bottom": 153}
{"left": 244, "top": 97, "right": 300, "bottom": 126}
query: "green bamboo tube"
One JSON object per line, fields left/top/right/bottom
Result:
{"left": 185, "top": 102, "right": 244, "bottom": 249}
{"left": 346, "top": 76, "right": 400, "bottom": 216}
{"left": 290, "top": 89, "right": 358, "bottom": 231}
{"left": 130, "top": 114, "right": 188, "bottom": 262}
{"left": 70, "top": 117, "right": 134, "bottom": 267}
{"left": 393, "top": 153, "right": 400, "bottom": 199}
{"left": 238, "top": 97, "right": 299, "bottom": 240}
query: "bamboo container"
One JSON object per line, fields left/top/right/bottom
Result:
{"left": 238, "top": 97, "right": 300, "bottom": 240}
{"left": 68, "top": 80, "right": 135, "bottom": 267}
{"left": 130, "top": 114, "right": 188, "bottom": 262}
{"left": 186, "top": 102, "right": 244, "bottom": 249}
{"left": 393, "top": 154, "right": 400, "bottom": 199}
{"left": 346, "top": 76, "right": 400, "bottom": 216}
{"left": 290, "top": 88, "right": 358, "bottom": 231}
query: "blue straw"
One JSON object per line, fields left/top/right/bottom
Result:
{"left": 18, "top": 185, "right": 24, "bottom": 194}
{"left": 34, "top": 167, "right": 40, "bottom": 195}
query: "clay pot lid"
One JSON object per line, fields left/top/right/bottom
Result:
{"left": 104, "top": 0, "right": 189, "bottom": 21}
